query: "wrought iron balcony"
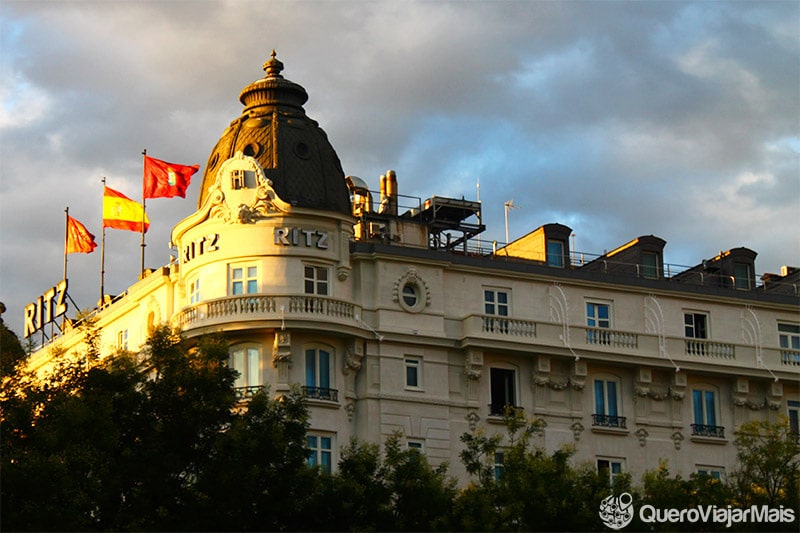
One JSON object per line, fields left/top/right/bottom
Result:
{"left": 691, "top": 424, "right": 725, "bottom": 438}
{"left": 302, "top": 386, "right": 339, "bottom": 402}
{"left": 234, "top": 385, "right": 266, "bottom": 400}
{"left": 592, "top": 414, "right": 627, "bottom": 429}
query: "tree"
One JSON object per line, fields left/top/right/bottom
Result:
{"left": 731, "top": 417, "right": 800, "bottom": 509}
{"left": 0, "top": 325, "right": 318, "bottom": 531}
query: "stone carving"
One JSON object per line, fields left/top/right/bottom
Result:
{"left": 392, "top": 267, "right": 431, "bottom": 309}
{"left": 671, "top": 431, "right": 684, "bottom": 450}
{"left": 466, "top": 411, "right": 481, "bottom": 431}
{"left": 635, "top": 428, "right": 649, "bottom": 447}
{"left": 343, "top": 345, "right": 363, "bottom": 375}
{"left": 570, "top": 420, "right": 585, "bottom": 441}
{"left": 345, "top": 402, "right": 356, "bottom": 421}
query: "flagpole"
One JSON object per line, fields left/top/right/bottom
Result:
{"left": 64, "top": 207, "right": 69, "bottom": 281}
{"left": 100, "top": 177, "right": 106, "bottom": 307}
{"left": 141, "top": 148, "right": 147, "bottom": 276}
{"left": 63, "top": 207, "right": 70, "bottom": 329}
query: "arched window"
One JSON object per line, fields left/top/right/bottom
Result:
{"left": 304, "top": 344, "right": 337, "bottom": 401}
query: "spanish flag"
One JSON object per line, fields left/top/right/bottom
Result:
{"left": 66, "top": 215, "right": 98, "bottom": 254}
{"left": 103, "top": 186, "right": 149, "bottom": 232}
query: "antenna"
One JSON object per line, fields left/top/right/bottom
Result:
{"left": 504, "top": 199, "right": 519, "bottom": 243}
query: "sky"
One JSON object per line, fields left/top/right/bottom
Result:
{"left": 1, "top": 0, "right": 798, "bottom": 337}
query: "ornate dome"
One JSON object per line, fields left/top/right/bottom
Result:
{"left": 198, "top": 51, "right": 351, "bottom": 215}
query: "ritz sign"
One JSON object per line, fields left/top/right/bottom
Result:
{"left": 24, "top": 279, "right": 68, "bottom": 338}
{"left": 274, "top": 227, "right": 329, "bottom": 249}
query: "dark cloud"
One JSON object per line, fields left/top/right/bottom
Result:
{"left": 1, "top": 0, "right": 798, "bottom": 336}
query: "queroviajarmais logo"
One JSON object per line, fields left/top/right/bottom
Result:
{"left": 599, "top": 492, "right": 634, "bottom": 530}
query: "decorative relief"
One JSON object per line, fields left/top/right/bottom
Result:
{"left": 671, "top": 430, "right": 685, "bottom": 450}
{"left": 392, "top": 267, "right": 431, "bottom": 309}
{"left": 635, "top": 428, "right": 649, "bottom": 447}
{"left": 343, "top": 341, "right": 364, "bottom": 375}
{"left": 464, "top": 350, "right": 483, "bottom": 381}
{"left": 272, "top": 331, "right": 292, "bottom": 366}
{"left": 345, "top": 402, "right": 356, "bottom": 422}
{"left": 466, "top": 411, "right": 481, "bottom": 431}
{"left": 570, "top": 421, "right": 585, "bottom": 442}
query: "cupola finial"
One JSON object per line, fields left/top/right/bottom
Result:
{"left": 263, "top": 49, "right": 284, "bottom": 78}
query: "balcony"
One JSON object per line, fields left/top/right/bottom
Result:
{"left": 482, "top": 316, "right": 536, "bottom": 337}
{"left": 691, "top": 424, "right": 725, "bottom": 438}
{"left": 234, "top": 385, "right": 266, "bottom": 400}
{"left": 302, "top": 386, "right": 339, "bottom": 402}
{"left": 585, "top": 327, "right": 638, "bottom": 349}
{"left": 781, "top": 350, "right": 800, "bottom": 366}
{"left": 592, "top": 414, "right": 627, "bottom": 429}
{"left": 685, "top": 339, "right": 735, "bottom": 359}
{"left": 173, "top": 294, "right": 361, "bottom": 332}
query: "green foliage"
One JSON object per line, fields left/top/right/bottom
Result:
{"left": 731, "top": 417, "right": 800, "bottom": 510}
{"left": 0, "top": 312, "right": 27, "bottom": 378}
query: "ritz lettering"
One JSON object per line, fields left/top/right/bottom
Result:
{"left": 24, "top": 279, "right": 68, "bottom": 338}
{"left": 183, "top": 233, "right": 219, "bottom": 263}
{"left": 274, "top": 228, "right": 329, "bottom": 249}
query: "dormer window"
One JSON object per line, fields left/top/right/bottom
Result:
{"left": 642, "top": 252, "right": 659, "bottom": 279}
{"left": 734, "top": 263, "right": 751, "bottom": 290}
{"left": 231, "top": 169, "right": 245, "bottom": 190}
{"left": 546, "top": 239, "right": 565, "bottom": 268}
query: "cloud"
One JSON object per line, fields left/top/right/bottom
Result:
{"left": 1, "top": 0, "right": 798, "bottom": 337}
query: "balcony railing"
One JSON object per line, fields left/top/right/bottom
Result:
{"left": 592, "top": 414, "right": 627, "bottom": 429}
{"left": 481, "top": 316, "right": 536, "bottom": 337}
{"left": 781, "top": 350, "right": 800, "bottom": 366}
{"left": 174, "top": 294, "right": 360, "bottom": 330}
{"left": 302, "top": 386, "right": 339, "bottom": 402}
{"left": 685, "top": 339, "right": 735, "bottom": 359}
{"left": 585, "top": 327, "right": 638, "bottom": 349}
{"left": 691, "top": 424, "right": 725, "bottom": 438}
{"left": 234, "top": 385, "right": 266, "bottom": 400}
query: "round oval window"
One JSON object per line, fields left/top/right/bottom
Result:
{"left": 402, "top": 283, "right": 419, "bottom": 308}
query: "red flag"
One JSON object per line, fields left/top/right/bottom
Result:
{"left": 103, "top": 186, "right": 149, "bottom": 232}
{"left": 66, "top": 215, "right": 97, "bottom": 254}
{"left": 143, "top": 155, "right": 199, "bottom": 199}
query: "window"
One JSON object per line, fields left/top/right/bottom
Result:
{"left": 304, "top": 266, "right": 329, "bottom": 296}
{"left": 484, "top": 289, "right": 510, "bottom": 333}
{"left": 546, "top": 239, "right": 565, "bottom": 268}
{"left": 593, "top": 379, "right": 625, "bottom": 429}
{"left": 407, "top": 440, "right": 424, "bottom": 453}
{"left": 684, "top": 312, "right": 708, "bottom": 355}
{"left": 489, "top": 367, "right": 517, "bottom": 416}
{"left": 778, "top": 323, "right": 800, "bottom": 365}
{"left": 404, "top": 357, "right": 422, "bottom": 390}
{"left": 586, "top": 302, "right": 611, "bottom": 344}
{"left": 305, "top": 348, "right": 337, "bottom": 401}
{"left": 402, "top": 283, "right": 418, "bottom": 307}
{"left": 788, "top": 400, "right": 799, "bottom": 436}
{"left": 642, "top": 252, "right": 659, "bottom": 279}
{"left": 696, "top": 467, "right": 724, "bottom": 481}
{"left": 231, "top": 345, "right": 262, "bottom": 396}
{"left": 307, "top": 434, "right": 333, "bottom": 474}
{"left": 230, "top": 264, "right": 258, "bottom": 295}
{"left": 692, "top": 388, "right": 723, "bottom": 438}
{"left": 597, "top": 459, "right": 624, "bottom": 486}
{"left": 189, "top": 278, "right": 201, "bottom": 304}
{"left": 494, "top": 452, "right": 505, "bottom": 481}
{"left": 116, "top": 329, "right": 128, "bottom": 350}
{"left": 733, "top": 263, "right": 751, "bottom": 290}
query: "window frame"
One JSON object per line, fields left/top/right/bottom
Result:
{"left": 489, "top": 366, "right": 519, "bottom": 416}
{"left": 691, "top": 385, "right": 724, "bottom": 438}
{"left": 230, "top": 344, "right": 263, "bottom": 391}
{"left": 304, "top": 264, "right": 329, "bottom": 296}
{"left": 733, "top": 262, "right": 751, "bottom": 290}
{"left": 404, "top": 356, "right": 423, "bottom": 391}
{"left": 546, "top": 239, "right": 565, "bottom": 268}
{"left": 788, "top": 400, "right": 799, "bottom": 436}
{"left": 189, "top": 277, "right": 201, "bottom": 305}
{"left": 307, "top": 433, "right": 334, "bottom": 474}
{"left": 229, "top": 263, "right": 259, "bottom": 295}
{"left": 407, "top": 439, "right": 425, "bottom": 453}
{"left": 592, "top": 377, "right": 626, "bottom": 429}
{"left": 304, "top": 345, "right": 337, "bottom": 401}
{"left": 696, "top": 466, "right": 725, "bottom": 481}
{"left": 586, "top": 300, "right": 612, "bottom": 345}
{"left": 778, "top": 323, "right": 800, "bottom": 365}
{"left": 641, "top": 251, "right": 659, "bottom": 279}
{"left": 597, "top": 458, "right": 624, "bottom": 487}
